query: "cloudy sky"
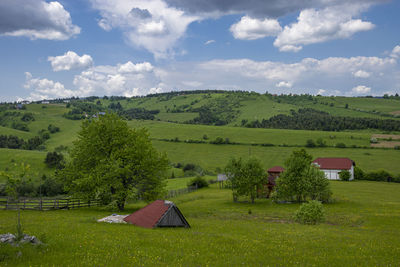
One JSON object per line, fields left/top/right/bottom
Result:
{"left": 1, "top": 0, "right": 399, "bottom": 101}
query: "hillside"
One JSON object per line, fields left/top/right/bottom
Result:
{"left": 1, "top": 91, "right": 400, "bottom": 182}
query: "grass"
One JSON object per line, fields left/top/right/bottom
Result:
{"left": 152, "top": 141, "right": 400, "bottom": 174}
{"left": 1, "top": 180, "right": 400, "bottom": 266}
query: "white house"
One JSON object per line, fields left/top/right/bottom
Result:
{"left": 312, "top": 157, "right": 355, "bottom": 180}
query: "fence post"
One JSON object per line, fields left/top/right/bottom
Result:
{"left": 6, "top": 198, "right": 8, "bottom": 210}
{"left": 40, "top": 199, "right": 43, "bottom": 210}
{"left": 24, "top": 198, "right": 26, "bottom": 210}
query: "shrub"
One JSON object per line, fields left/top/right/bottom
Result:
{"left": 48, "top": 124, "right": 60, "bottom": 133}
{"left": 335, "top": 142, "right": 346, "bottom": 148}
{"left": 339, "top": 170, "right": 351, "bottom": 181}
{"left": 354, "top": 167, "right": 365, "bottom": 180}
{"left": 21, "top": 113, "right": 35, "bottom": 122}
{"left": 187, "top": 176, "right": 209, "bottom": 189}
{"left": 316, "top": 138, "right": 327, "bottom": 147}
{"left": 305, "top": 139, "right": 316, "bottom": 148}
{"left": 294, "top": 200, "right": 325, "bottom": 225}
{"left": 183, "top": 163, "right": 196, "bottom": 172}
{"left": 44, "top": 151, "right": 65, "bottom": 169}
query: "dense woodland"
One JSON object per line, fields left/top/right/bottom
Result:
{"left": 245, "top": 108, "right": 400, "bottom": 131}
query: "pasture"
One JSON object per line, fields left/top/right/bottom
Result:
{"left": 1, "top": 181, "right": 400, "bottom": 266}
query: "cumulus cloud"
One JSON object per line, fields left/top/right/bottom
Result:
{"left": 164, "top": 0, "right": 384, "bottom": 18}
{"left": 317, "top": 89, "right": 326, "bottom": 95}
{"left": 0, "top": 0, "right": 80, "bottom": 40}
{"left": 117, "top": 61, "right": 154, "bottom": 73}
{"left": 89, "top": 0, "right": 198, "bottom": 58}
{"left": 353, "top": 70, "right": 371, "bottom": 78}
{"left": 274, "top": 4, "right": 375, "bottom": 52}
{"left": 205, "top": 40, "right": 215, "bottom": 45}
{"left": 276, "top": 81, "right": 292, "bottom": 88}
{"left": 157, "top": 47, "right": 398, "bottom": 96}
{"left": 23, "top": 72, "right": 89, "bottom": 100}
{"left": 48, "top": 51, "right": 93, "bottom": 72}
{"left": 391, "top": 45, "right": 400, "bottom": 58}
{"left": 73, "top": 60, "right": 161, "bottom": 96}
{"left": 230, "top": 16, "right": 281, "bottom": 40}
{"left": 352, "top": 85, "right": 371, "bottom": 94}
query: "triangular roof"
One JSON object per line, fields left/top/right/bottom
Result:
{"left": 123, "top": 200, "right": 190, "bottom": 228}
{"left": 267, "top": 166, "right": 285, "bottom": 173}
{"left": 312, "top": 158, "right": 354, "bottom": 170}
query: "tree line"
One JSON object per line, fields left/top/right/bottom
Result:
{"left": 245, "top": 108, "right": 400, "bottom": 131}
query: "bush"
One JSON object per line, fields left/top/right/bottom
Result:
{"left": 339, "top": 170, "right": 351, "bottom": 181}
{"left": 354, "top": 167, "right": 365, "bottom": 180}
{"left": 335, "top": 142, "right": 346, "bottom": 148}
{"left": 187, "top": 176, "right": 209, "bottom": 189}
{"left": 294, "top": 200, "right": 325, "bottom": 225}
{"left": 306, "top": 139, "right": 316, "bottom": 148}
{"left": 183, "top": 163, "right": 196, "bottom": 172}
{"left": 48, "top": 124, "right": 60, "bottom": 133}
{"left": 44, "top": 151, "right": 65, "bottom": 169}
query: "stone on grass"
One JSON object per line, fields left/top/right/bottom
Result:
{"left": 97, "top": 214, "right": 128, "bottom": 224}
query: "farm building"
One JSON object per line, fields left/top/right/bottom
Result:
{"left": 123, "top": 200, "right": 190, "bottom": 228}
{"left": 265, "top": 166, "right": 285, "bottom": 198}
{"left": 312, "top": 157, "right": 355, "bottom": 180}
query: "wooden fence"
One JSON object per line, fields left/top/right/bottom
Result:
{"left": 0, "top": 197, "right": 101, "bottom": 211}
{"left": 165, "top": 186, "right": 198, "bottom": 198}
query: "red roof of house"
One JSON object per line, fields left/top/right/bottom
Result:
{"left": 312, "top": 158, "right": 354, "bottom": 170}
{"left": 267, "top": 166, "right": 285, "bottom": 173}
{"left": 124, "top": 200, "right": 170, "bottom": 228}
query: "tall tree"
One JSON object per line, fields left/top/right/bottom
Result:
{"left": 59, "top": 113, "right": 169, "bottom": 210}
{"left": 275, "top": 149, "right": 331, "bottom": 202}
{"left": 225, "top": 157, "right": 266, "bottom": 203}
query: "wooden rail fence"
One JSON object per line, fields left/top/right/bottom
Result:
{"left": 0, "top": 197, "right": 101, "bottom": 211}
{"left": 165, "top": 186, "right": 198, "bottom": 198}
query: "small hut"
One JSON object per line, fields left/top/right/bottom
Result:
{"left": 266, "top": 166, "right": 285, "bottom": 198}
{"left": 124, "top": 200, "right": 190, "bottom": 228}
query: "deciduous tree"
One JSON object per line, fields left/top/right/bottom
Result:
{"left": 59, "top": 113, "right": 168, "bottom": 210}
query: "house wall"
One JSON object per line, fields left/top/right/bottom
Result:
{"left": 321, "top": 166, "right": 354, "bottom": 180}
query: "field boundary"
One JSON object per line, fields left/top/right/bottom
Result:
{"left": 165, "top": 186, "right": 198, "bottom": 198}
{"left": 0, "top": 197, "right": 101, "bottom": 211}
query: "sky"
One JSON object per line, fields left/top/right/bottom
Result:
{"left": 0, "top": 0, "right": 400, "bottom": 102}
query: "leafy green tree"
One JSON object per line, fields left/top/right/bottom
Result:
{"left": 59, "top": 113, "right": 169, "bottom": 210}
{"left": 275, "top": 149, "right": 331, "bottom": 202}
{"left": 339, "top": 170, "right": 351, "bottom": 181}
{"left": 44, "top": 151, "right": 65, "bottom": 169}
{"left": 306, "top": 139, "right": 316, "bottom": 148}
{"left": 225, "top": 157, "right": 266, "bottom": 203}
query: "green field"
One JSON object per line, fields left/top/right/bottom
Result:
{"left": 1, "top": 181, "right": 400, "bottom": 266}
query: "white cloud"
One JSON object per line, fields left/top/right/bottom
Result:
{"left": 118, "top": 61, "right": 154, "bottom": 73}
{"left": 230, "top": 16, "right": 281, "bottom": 40}
{"left": 274, "top": 4, "right": 375, "bottom": 52}
{"left": 89, "top": 0, "right": 199, "bottom": 58}
{"left": 391, "top": 45, "right": 400, "bottom": 58}
{"left": 205, "top": 40, "right": 215, "bottom": 45}
{"left": 157, "top": 47, "right": 398, "bottom": 96}
{"left": 182, "top": 81, "right": 203, "bottom": 87}
{"left": 317, "top": 89, "right": 326, "bottom": 95}
{"left": 48, "top": 51, "right": 93, "bottom": 72}
{"left": 353, "top": 70, "right": 371, "bottom": 78}
{"left": 352, "top": 85, "right": 371, "bottom": 94}
{"left": 73, "top": 61, "right": 160, "bottom": 96}
{"left": 0, "top": 0, "right": 80, "bottom": 40}
{"left": 23, "top": 72, "right": 90, "bottom": 100}
{"left": 276, "top": 81, "right": 292, "bottom": 88}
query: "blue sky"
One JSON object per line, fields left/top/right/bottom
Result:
{"left": 0, "top": 0, "right": 399, "bottom": 102}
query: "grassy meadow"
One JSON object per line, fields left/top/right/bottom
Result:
{"left": 1, "top": 100, "right": 400, "bottom": 182}
{"left": 1, "top": 181, "right": 400, "bottom": 266}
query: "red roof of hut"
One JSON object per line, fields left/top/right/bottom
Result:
{"left": 267, "top": 166, "right": 285, "bottom": 173}
{"left": 123, "top": 200, "right": 190, "bottom": 228}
